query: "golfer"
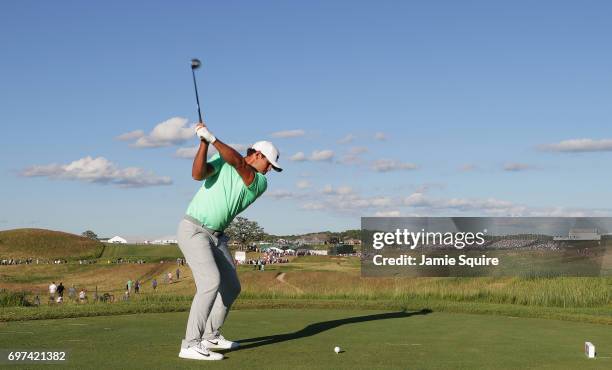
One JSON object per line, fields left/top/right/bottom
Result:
{"left": 177, "top": 122, "right": 282, "bottom": 361}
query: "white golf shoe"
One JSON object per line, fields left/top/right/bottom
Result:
{"left": 178, "top": 342, "right": 224, "bottom": 361}
{"left": 204, "top": 334, "right": 240, "bottom": 350}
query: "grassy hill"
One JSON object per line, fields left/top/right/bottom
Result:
{"left": 100, "top": 244, "right": 183, "bottom": 261}
{"left": 0, "top": 228, "right": 104, "bottom": 260}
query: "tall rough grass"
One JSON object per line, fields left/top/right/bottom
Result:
{"left": 0, "top": 289, "right": 30, "bottom": 307}
{"left": 239, "top": 272, "right": 611, "bottom": 308}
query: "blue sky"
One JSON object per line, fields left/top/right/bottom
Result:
{"left": 2, "top": 1, "right": 612, "bottom": 240}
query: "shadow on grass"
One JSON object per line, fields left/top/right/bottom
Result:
{"left": 233, "top": 308, "right": 432, "bottom": 351}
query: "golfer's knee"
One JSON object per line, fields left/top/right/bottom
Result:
{"left": 195, "top": 273, "right": 220, "bottom": 294}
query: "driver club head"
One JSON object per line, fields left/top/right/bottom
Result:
{"left": 191, "top": 58, "right": 202, "bottom": 70}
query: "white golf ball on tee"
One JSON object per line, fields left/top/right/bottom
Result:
{"left": 334, "top": 346, "right": 341, "bottom": 353}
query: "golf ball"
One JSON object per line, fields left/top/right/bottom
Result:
{"left": 334, "top": 346, "right": 341, "bottom": 353}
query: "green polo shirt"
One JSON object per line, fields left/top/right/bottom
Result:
{"left": 186, "top": 153, "right": 267, "bottom": 231}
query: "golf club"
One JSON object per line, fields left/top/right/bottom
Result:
{"left": 190, "top": 58, "right": 203, "bottom": 123}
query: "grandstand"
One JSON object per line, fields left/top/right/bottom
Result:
{"left": 553, "top": 228, "right": 601, "bottom": 241}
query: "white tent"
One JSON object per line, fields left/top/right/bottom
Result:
{"left": 262, "top": 246, "right": 284, "bottom": 253}
{"left": 108, "top": 236, "right": 127, "bottom": 244}
{"left": 234, "top": 251, "right": 246, "bottom": 263}
{"left": 310, "top": 250, "right": 328, "bottom": 256}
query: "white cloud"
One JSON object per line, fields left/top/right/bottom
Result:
{"left": 374, "top": 132, "right": 387, "bottom": 141}
{"left": 336, "top": 186, "right": 353, "bottom": 195}
{"left": 296, "top": 180, "right": 311, "bottom": 189}
{"left": 307, "top": 193, "right": 397, "bottom": 214}
{"left": 21, "top": 156, "right": 172, "bottom": 188}
{"left": 264, "top": 190, "right": 311, "bottom": 201}
{"left": 290, "top": 152, "right": 307, "bottom": 161}
{"left": 116, "top": 130, "right": 144, "bottom": 141}
{"left": 402, "top": 192, "right": 524, "bottom": 215}
{"left": 321, "top": 185, "right": 352, "bottom": 195}
{"left": 268, "top": 182, "right": 612, "bottom": 219}
{"left": 270, "top": 129, "right": 305, "bottom": 138}
{"left": 301, "top": 202, "right": 325, "bottom": 210}
{"left": 371, "top": 159, "right": 417, "bottom": 172}
{"left": 460, "top": 164, "right": 477, "bottom": 172}
{"left": 403, "top": 192, "right": 432, "bottom": 207}
{"left": 338, "top": 134, "right": 355, "bottom": 144}
{"left": 374, "top": 210, "right": 401, "bottom": 217}
{"left": 340, "top": 155, "right": 363, "bottom": 165}
{"left": 225, "top": 143, "right": 249, "bottom": 154}
{"left": 349, "top": 146, "right": 368, "bottom": 155}
{"left": 125, "top": 117, "right": 194, "bottom": 148}
{"left": 175, "top": 147, "right": 198, "bottom": 159}
{"left": 539, "top": 138, "right": 612, "bottom": 153}
{"left": 289, "top": 150, "right": 335, "bottom": 162}
{"left": 339, "top": 146, "right": 369, "bottom": 165}
{"left": 370, "top": 197, "right": 393, "bottom": 207}
{"left": 265, "top": 190, "right": 298, "bottom": 200}
{"left": 503, "top": 163, "right": 534, "bottom": 172}
{"left": 310, "top": 150, "right": 334, "bottom": 161}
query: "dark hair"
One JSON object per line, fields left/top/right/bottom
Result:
{"left": 246, "top": 148, "right": 257, "bottom": 156}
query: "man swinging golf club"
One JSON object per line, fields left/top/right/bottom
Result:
{"left": 177, "top": 121, "right": 282, "bottom": 360}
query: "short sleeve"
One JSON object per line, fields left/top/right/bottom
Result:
{"left": 247, "top": 172, "right": 268, "bottom": 197}
{"left": 207, "top": 153, "right": 224, "bottom": 176}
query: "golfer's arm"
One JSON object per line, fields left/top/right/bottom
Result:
{"left": 191, "top": 140, "right": 214, "bottom": 181}
{"left": 213, "top": 139, "right": 255, "bottom": 186}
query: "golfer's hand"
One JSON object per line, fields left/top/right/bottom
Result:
{"left": 195, "top": 123, "right": 216, "bottom": 143}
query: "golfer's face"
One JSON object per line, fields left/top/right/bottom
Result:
{"left": 254, "top": 153, "right": 272, "bottom": 174}
{"left": 260, "top": 157, "right": 272, "bottom": 174}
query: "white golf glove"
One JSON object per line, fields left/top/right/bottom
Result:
{"left": 195, "top": 125, "right": 216, "bottom": 144}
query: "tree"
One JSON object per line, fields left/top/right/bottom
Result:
{"left": 225, "top": 217, "right": 264, "bottom": 250}
{"left": 329, "top": 244, "right": 355, "bottom": 255}
{"left": 81, "top": 230, "right": 98, "bottom": 240}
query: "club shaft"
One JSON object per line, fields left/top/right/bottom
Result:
{"left": 191, "top": 69, "right": 203, "bottom": 123}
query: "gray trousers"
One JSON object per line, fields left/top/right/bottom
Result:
{"left": 177, "top": 218, "right": 241, "bottom": 349}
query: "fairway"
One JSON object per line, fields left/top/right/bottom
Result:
{"left": 100, "top": 244, "right": 184, "bottom": 260}
{"left": 0, "top": 309, "right": 610, "bottom": 369}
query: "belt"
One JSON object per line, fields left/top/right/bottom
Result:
{"left": 183, "top": 215, "right": 224, "bottom": 237}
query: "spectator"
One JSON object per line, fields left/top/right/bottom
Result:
{"left": 34, "top": 295, "right": 40, "bottom": 306}
{"left": 176, "top": 268, "right": 180, "bottom": 280}
{"left": 49, "top": 282, "right": 57, "bottom": 301}
{"left": 135, "top": 280, "right": 140, "bottom": 294}
{"left": 167, "top": 271, "right": 173, "bottom": 284}
{"left": 56, "top": 296, "right": 63, "bottom": 304}
{"left": 152, "top": 279, "right": 158, "bottom": 291}
{"left": 127, "top": 279, "right": 133, "bottom": 294}
{"left": 78, "top": 289, "right": 87, "bottom": 303}
{"left": 57, "top": 282, "right": 64, "bottom": 298}
{"left": 68, "top": 285, "right": 76, "bottom": 301}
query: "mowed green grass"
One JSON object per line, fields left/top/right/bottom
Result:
{"left": 0, "top": 309, "right": 610, "bottom": 369}
{"left": 100, "top": 244, "right": 184, "bottom": 260}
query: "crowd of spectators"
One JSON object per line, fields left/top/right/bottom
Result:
{"left": 43, "top": 281, "right": 88, "bottom": 305}
{"left": 1, "top": 258, "right": 69, "bottom": 265}
{"left": 242, "top": 251, "right": 290, "bottom": 270}
{"left": 40, "top": 267, "right": 182, "bottom": 306}
{"left": 106, "top": 258, "right": 147, "bottom": 264}
{"left": 416, "top": 238, "right": 572, "bottom": 251}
